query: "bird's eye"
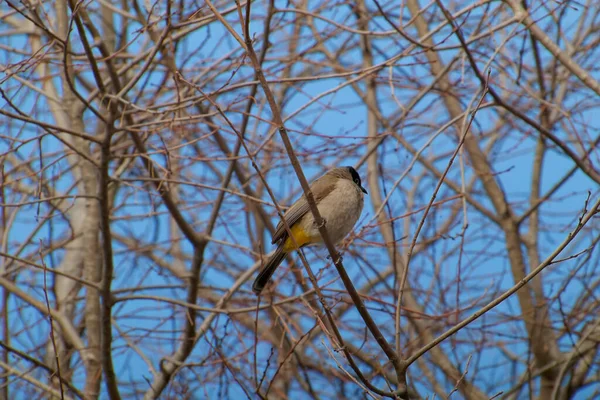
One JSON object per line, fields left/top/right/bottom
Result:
{"left": 354, "top": 178, "right": 360, "bottom": 184}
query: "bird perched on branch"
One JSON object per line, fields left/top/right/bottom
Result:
{"left": 253, "top": 166, "right": 368, "bottom": 294}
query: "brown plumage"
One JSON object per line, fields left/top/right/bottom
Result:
{"left": 253, "top": 166, "right": 367, "bottom": 294}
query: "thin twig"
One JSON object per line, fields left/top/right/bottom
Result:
{"left": 40, "top": 242, "right": 65, "bottom": 400}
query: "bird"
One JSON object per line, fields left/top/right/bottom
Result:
{"left": 252, "top": 166, "right": 368, "bottom": 294}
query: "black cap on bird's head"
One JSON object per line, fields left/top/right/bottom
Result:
{"left": 346, "top": 166, "right": 368, "bottom": 194}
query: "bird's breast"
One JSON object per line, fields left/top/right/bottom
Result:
{"left": 302, "top": 180, "right": 364, "bottom": 244}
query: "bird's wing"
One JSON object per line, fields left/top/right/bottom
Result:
{"left": 271, "top": 176, "right": 335, "bottom": 244}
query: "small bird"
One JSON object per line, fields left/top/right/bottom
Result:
{"left": 252, "top": 166, "right": 368, "bottom": 294}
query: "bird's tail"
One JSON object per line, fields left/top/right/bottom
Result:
{"left": 253, "top": 246, "right": 287, "bottom": 294}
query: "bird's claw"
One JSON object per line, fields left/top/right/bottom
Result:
{"left": 315, "top": 218, "right": 327, "bottom": 229}
{"left": 326, "top": 254, "right": 343, "bottom": 264}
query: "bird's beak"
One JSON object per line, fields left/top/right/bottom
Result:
{"left": 360, "top": 186, "right": 368, "bottom": 194}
